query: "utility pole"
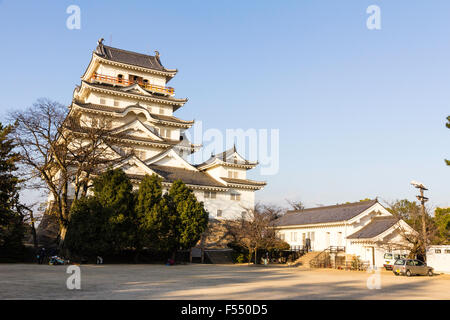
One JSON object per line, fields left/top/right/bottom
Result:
{"left": 411, "top": 181, "right": 429, "bottom": 261}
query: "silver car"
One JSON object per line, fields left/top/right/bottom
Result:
{"left": 393, "top": 259, "right": 433, "bottom": 276}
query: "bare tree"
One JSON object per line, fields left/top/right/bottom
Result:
{"left": 17, "top": 202, "right": 40, "bottom": 249}
{"left": 225, "top": 203, "right": 283, "bottom": 264}
{"left": 10, "top": 98, "right": 129, "bottom": 247}
{"left": 384, "top": 199, "right": 437, "bottom": 259}
{"left": 259, "top": 203, "right": 286, "bottom": 220}
{"left": 286, "top": 199, "right": 305, "bottom": 211}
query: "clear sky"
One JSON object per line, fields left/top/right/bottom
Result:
{"left": 0, "top": 0, "right": 449, "bottom": 209}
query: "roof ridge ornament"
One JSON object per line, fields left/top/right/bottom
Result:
{"left": 154, "top": 50, "right": 163, "bottom": 66}
{"left": 95, "top": 38, "right": 106, "bottom": 56}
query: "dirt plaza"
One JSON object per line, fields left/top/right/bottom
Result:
{"left": 0, "top": 263, "right": 448, "bottom": 300}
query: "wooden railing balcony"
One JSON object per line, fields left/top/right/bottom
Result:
{"left": 90, "top": 73, "right": 175, "bottom": 95}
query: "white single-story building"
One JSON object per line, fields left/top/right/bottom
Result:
{"left": 274, "top": 199, "right": 414, "bottom": 268}
{"left": 426, "top": 245, "right": 450, "bottom": 274}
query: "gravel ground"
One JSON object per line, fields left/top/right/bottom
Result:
{"left": 0, "top": 263, "right": 448, "bottom": 300}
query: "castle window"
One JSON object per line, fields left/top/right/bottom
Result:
{"left": 117, "top": 74, "right": 123, "bottom": 83}
{"left": 160, "top": 108, "right": 165, "bottom": 115}
{"left": 129, "top": 74, "right": 143, "bottom": 84}
{"left": 204, "top": 191, "right": 216, "bottom": 199}
{"left": 230, "top": 193, "right": 240, "bottom": 201}
{"left": 228, "top": 170, "right": 238, "bottom": 179}
{"left": 217, "top": 210, "right": 222, "bottom": 217}
{"left": 160, "top": 128, "right": 171, "bottom": 139}
{"left": 100, "top": 98, "right": 106, "bottom": 105}
{"left": 291, "top": 232, "right": 297, "bottom": 242}
{"left": 113, "top": 100, "right": 119, "bottom": 106}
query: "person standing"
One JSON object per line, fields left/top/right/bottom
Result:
{"left": 38, "top": 247, "right": 46, "bottom": 264}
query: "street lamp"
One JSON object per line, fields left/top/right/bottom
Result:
{"left": 410, "top": 180, "right": 429, "bottom": 261}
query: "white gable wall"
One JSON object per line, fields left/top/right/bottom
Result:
{"left": 204, "top": 165, "right": 247, "bottom": 180}
{"left": 426, "top": 246, "right": 450, "bottom": 274}
{"left": 193, "top": 188, "right": 255, "bottom": 220}
{"left": 276, "top": 203, "right": 408, "bottom": 268}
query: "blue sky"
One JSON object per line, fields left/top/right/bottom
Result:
{"left": 0, "top": 1, "right": 449, "bottom": 209}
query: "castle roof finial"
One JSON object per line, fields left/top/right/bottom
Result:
{"left": 154, "top": 50, "right": 162, "bottom": 65}
{"left": 96, "top": 38, "right": 106, "bottom": 56}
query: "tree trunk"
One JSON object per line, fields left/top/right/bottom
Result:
{"left": 58, "top": 224, "right": 68, "bottom": 253}
{"left": 28, "top": 209, "right": 38, "bottom": 249}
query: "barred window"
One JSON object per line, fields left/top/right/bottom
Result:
{"left": 230, "top": 193, "right": 240, "bottom": 201}
{"left": 204, "top": 191, "right": 216, "bottom": 199}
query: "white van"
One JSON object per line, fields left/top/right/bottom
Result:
{"left": 383, "top": 252, "right": 408, "bottom": 270}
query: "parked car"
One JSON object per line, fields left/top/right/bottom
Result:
{"left": 393, "top": 259, "right": 433, "bottom": 276}
{"left": 383, "top": 253, "right": 407, "bottom": 270}
{"left": 48, "top": 256, "right": 69, "bottom": 265}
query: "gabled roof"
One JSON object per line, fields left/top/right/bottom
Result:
{"left": 71, "top": 102, "right": 194, "bottom": 127}
{"left": 221, "top": 177, "right": 266, "bottom": 188}
{"left": 146, "top": 165, "right": 226, "bottom": 188}
{"left": 347, "top": 217, "right": 399, "bottom": 239}
{"left": 95, "top": 40, "right": 175, "bottom": 73}
{"left": 196, "top": 146, "right": 258, "bottom": 170}
{"left": 81, "top": 81, "right": 187, "bottom": 105}
{"left": 274, "top": 200, "right": 379, "bottom": 226}
{"left": 111, "top": 119, "right": 163, "bottom": 141}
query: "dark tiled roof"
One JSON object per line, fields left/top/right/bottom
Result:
{"left": 72, "top": 102, "right": 193, "bottom": 125}
{"left": 274, "top": 200, "right": 378, "bottom": 226}
{"left": 197, "top": 146, "right": 257, "bottom": 168}
{"left": 150, "top": 113, "right": 194, "bottom": 124}
{"left": 97, "top": 44, "right": 166, "bottom": 71}
{"left": 147, "top": 165, "right": 226, "bottom": 188}
{"left": 83, "top": 81, "right": 187, "bottom": 104}
{"left": 118, "top": 134, "right": 180, "bottom": 146}
{"left": 347, "top": 217, "right": 399, "bottom": 239}
{"left": 221, "top": 177, "right": 266, "bottom": 186}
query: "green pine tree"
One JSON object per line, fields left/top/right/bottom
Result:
{"left": 0, "top": 122, "right": 25, "bottom": 259}
{"left": 434, "top": 207, "right": 450, "bottom": 245}
{"left": 135, "top": 174, "right": 165, "bottom": 253}
{"left": 166, "top": 180, "right": 209, "bottom": 258}
{"left": 65, "top": 169, "right": 135, "bottom": 258}
{"left": 64, "top": 198, "right": 114, "bottom": 257}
